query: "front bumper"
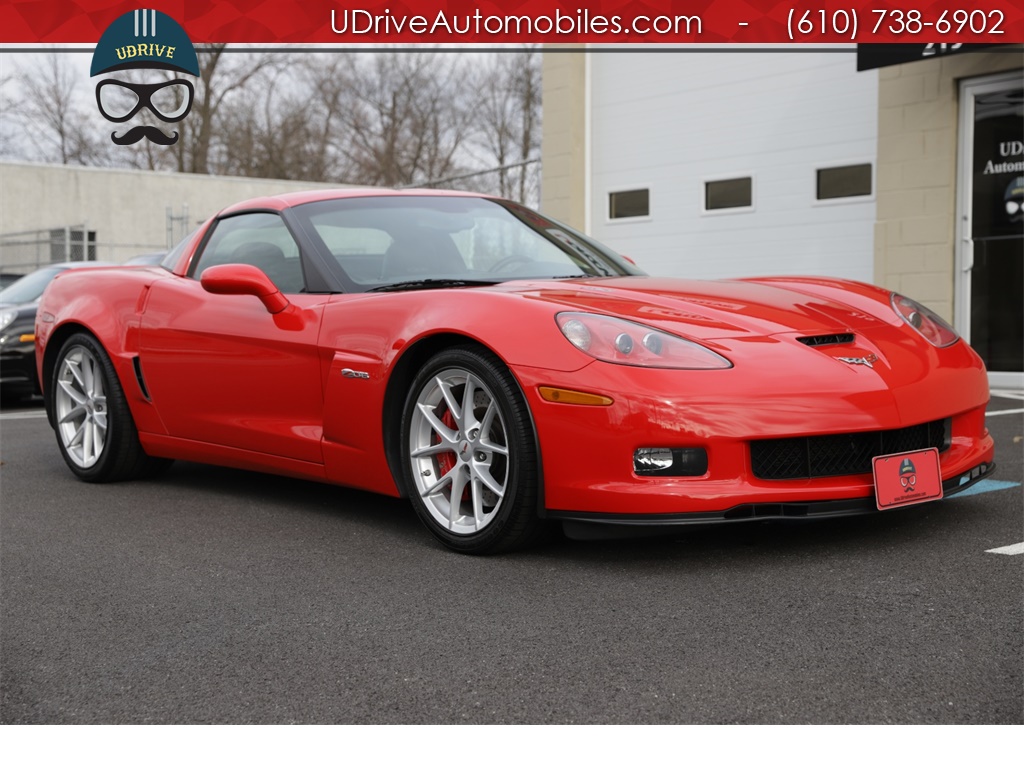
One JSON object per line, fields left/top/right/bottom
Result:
{"left": 553, "top": 461, "right": 995, "bottom": 540}
{"left": 511, "top": 348, "right": 995, "bottom": 517}
{"left": 0, "top": 345, "right": 39, "bottom": 394}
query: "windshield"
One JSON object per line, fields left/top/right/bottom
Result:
{"left": 291, "top": 195, "right": 643, "bottom": 292}
{"left": 0, "top": 267, "right": 63, "bottom": 305}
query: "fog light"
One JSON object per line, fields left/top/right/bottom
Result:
{"left": 635, "top": 447, "right": 673, "bottom": 471}
{"left": 634, "top": 447, "right": 708, "bottom": 477}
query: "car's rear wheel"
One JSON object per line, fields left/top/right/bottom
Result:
{"left": 52, "top": 333, "right": 171, "bottom": 482}
{"left": 402, "top": 346, "right": 542, "bottom": 554}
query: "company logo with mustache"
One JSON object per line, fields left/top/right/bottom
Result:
{"left": 90, "top": 10, "right": 200, "bottom": 147}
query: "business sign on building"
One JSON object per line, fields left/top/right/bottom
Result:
{"left": 856, "top": 44, "right": 1002, "bottom": 71}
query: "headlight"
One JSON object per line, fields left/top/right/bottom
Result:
{"left": 0, "top": 308, "right": 16, "bottom": 331}
{"left": 556, "top": 312, "right": 733, "bottom": 369}
{"left": 891, "top": 294, "right": 959, "bottom": 347}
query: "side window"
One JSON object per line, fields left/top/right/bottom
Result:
{"left": 314, "top": 224, "right": 393, "bottom": 283}
{"left": 192, "top": 212, "right": 305, "bottom": 293}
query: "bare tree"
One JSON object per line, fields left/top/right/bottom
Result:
{"left": 186, "top": 45, "right": 283, "bottom": 174}
{"left": 465, "top": 46, "right": 541, "bottom": 204}
{"left": 0, "top": 69, "right": 19, "bottom": 159}
{"left": 2, "top": 48, "right": 543, "bottom": 203}
{"left": 191, "top": 50, "right": 485, "bottom": 189}
{"left": 7, "top": 53, "right": 108, "bottom": 165}
{"left": 512, "top": 46, "right": 542, "bottom": 204}
{"left": 341, "top": 50, "right": 476, "bottom": 187}
{"left": 217, "top": 54, "right": 353, "bottom": 182}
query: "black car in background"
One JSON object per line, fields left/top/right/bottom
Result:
{"left": 0, "top": 262, "right": 116, "bottom": 399}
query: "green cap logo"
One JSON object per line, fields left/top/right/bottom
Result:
{"left": 91, "top": 9, "right": 200, "bottom": 146}
{"left": 91, "top": 9, "right": 199, "bottom": 77}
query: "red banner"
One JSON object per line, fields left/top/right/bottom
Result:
{"left": 2, "top": 0, "right": 1022, "bottom": 44}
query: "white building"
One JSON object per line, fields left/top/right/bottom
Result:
{"left": 541, "top": 45, "right": 1023, "bottom": 387}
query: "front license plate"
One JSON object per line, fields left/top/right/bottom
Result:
{"left": 872, "top": 448, "right": 943, "bottom": 510}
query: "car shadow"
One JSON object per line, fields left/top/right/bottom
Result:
{"left": 535, "top": 503, "right": 968, "bottom": 569}
{"left": 149, "top": 460, "right": 428, "bottom": 544}
{"left": 137, "top": 460, "right": 960, "bottom": 568}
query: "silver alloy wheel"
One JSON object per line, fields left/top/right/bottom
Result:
{"left": 408, "top": 367, "right": 509, "bottom": 535}
{"left": 55, "top": 344, "right": 108, "bottom": 469}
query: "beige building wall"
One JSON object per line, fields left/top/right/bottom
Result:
{"left": 873, "top": 52, "right": 1021, "bottom": 324}
{"left": 0, "top": 162, "right": 352, "bottom": 268}
{"left": 540, "top": 47, "right": 586, "bottom": 229}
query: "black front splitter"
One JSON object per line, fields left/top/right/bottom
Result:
{"left": 550, "top": 462, "right": 995, "bottom": 541}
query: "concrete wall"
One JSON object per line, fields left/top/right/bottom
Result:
{"left": 0, "top": 162, "right": 351, "bottom": 268}
{"left": 873, "top": 53, "right": 1021, "bottom": 324}
{"left": 540, "top": 47, "right": 586, "bottom": 229}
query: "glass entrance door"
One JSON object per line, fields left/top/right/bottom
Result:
{"left": 956, "top": 73, "right": 1024, "bottom": 389}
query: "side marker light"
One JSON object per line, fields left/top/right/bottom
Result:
{"left": 539, "top": 387, "right": 613, "bottom": 406}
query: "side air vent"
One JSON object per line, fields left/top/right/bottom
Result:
{"left": 797, "top": 333, "right": 855, "bottom": 347}
{"left": 132, "top": 355, "right": 151, "bottom": 400}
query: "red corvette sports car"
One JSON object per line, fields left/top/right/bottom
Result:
{"left": 36, "top": 190, "right": 994, "bottom": 553}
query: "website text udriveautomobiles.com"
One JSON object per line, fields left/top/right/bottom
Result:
{"left": 330, "top": 8, "right": 704, "bottom": 37}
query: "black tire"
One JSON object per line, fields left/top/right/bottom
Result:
{"left": 50, "top": 332, "right": 172, "bottom": 482}
{"left": 400, "top": 345, "right": 543, "bottom": 554}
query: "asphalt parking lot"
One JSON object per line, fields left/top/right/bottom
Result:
{"left": 1, "top": 393, "right": 1021, "bottom": 724}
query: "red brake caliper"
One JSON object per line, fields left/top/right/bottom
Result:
{"left": 434, "top": 408, "right": 468, "bottom": 500}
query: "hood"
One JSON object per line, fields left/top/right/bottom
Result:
{"left": 499, "top": 276, "right": 890, "bottom": 340}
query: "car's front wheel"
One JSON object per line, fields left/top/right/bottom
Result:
{"left": 51, "top": 332, "right": 170, "bottom": 482}
{"left": 401, "top": 346, "right": 543, "bottom": 554}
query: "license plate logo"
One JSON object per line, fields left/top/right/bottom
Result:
{"left": 873, "top": 448, "right": 943, "bottom": 510}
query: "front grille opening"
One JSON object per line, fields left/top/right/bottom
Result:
{"left": 751, "top": 419, "right": 949, "bottom": 480}
{"left": 796, "top": 333, "right": 855, "bottom": 347}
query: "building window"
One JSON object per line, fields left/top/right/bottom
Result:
{"left": 48, "top": 227, "right": 96, "bottom": 262}
{"left": 609, "top": 189, "right": 650, "bottom": 219}
{"left": 816, "top": 164, "right": 873, "bottom": 200}
{"left": 705, "top": 177, "right": 752, "bottom": 211}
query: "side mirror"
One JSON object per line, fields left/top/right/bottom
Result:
{"left": 200, "top": 263, "right": 290, "bottom": 314}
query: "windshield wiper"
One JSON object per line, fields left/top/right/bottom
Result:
{"left": 367, "top": 278, "right": 500, "bottom": 293}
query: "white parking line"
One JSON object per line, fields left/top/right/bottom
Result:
{"left": 986, "top": 407, "right": 1024, "bottom": 417}
{"left": 0, "top": 411, "right": 47, "bottom": 420}
{"left": 990, "top": 390, "right": 1024, "bottom": 401}
{"left": 986, "top": 542, "right": 1024, "bottom": 556}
